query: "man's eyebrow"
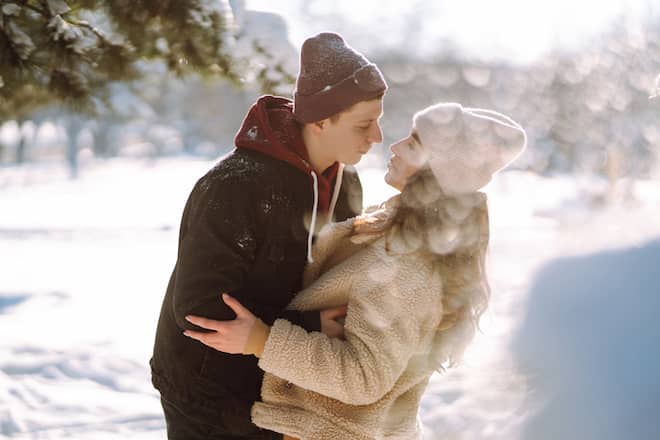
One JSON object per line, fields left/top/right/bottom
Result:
{"left": 357, "top": 113, "right": 383, "bottom": 122}
{"left": 411, "top": 132, "right": 421, "bottom": 144}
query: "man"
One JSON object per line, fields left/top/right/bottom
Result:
{"left": 151, "top": 32, "right": 387, "bottom": 439}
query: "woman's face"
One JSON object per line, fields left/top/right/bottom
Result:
{"left": 384, "top": 130, "right": 427, "bottom": 191}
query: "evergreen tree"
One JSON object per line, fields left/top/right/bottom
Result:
{"left": 0, "top": 0, "right": 251, "bottom": 120}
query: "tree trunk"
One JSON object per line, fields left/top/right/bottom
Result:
{"left": 93, "top": 122, "right": 113, "bottom": 158}
{"left": 16, "top": 118, "right": 27, "bottom": 164}
{"left": 66, "top": 117, "right": 82, "bottom": 179}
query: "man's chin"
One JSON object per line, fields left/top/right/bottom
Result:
{"left": 343, "top": 156, "right": 362, "bottom": 166}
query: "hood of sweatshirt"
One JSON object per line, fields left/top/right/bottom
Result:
{"left": 234, "top": 95, "right": 345, "bottom": 262}
{"left": 234, "top": 95, "right": 340, "bottom": 213}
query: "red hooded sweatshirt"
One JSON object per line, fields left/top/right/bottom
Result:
{"left": 234, "top": 95, "right": 340, "bottom": 214}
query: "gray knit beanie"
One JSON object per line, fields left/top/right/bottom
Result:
{"left": 293, "top": 32, "right": 387, "bottom": 123}
{"left": 413, "top": 103, "right": 527, "bottom": 194}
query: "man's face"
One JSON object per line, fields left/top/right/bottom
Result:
{"left": 318, "top": 99, "right": 384, "bottom": 165}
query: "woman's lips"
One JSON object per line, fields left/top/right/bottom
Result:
{"left": 387, "top": 155, "right": 399, "bottom": 169}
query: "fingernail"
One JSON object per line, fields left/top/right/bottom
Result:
{"left": 185, "top": 315, "right": 192, "bottom": 322}
{"left": 183, "top": 331, "right": 189, "bottom": 337}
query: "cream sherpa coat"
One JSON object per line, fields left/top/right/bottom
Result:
{"left": 251, "top": 197, "right": 476, "bottom": 440}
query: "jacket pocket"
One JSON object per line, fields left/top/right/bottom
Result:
{"left": 197, "top": 346, "right": 261, "bottom": 397}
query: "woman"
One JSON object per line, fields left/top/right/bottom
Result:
{"left": 184, "top": 102, "right": 527, "bottom": 439}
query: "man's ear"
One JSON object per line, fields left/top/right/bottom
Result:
{"left": 309, "top": 119, "right": 328, "bottom": 134}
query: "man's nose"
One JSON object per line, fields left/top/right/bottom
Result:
{"left": 367, "top": 121, "right": 383, "bottom": 144}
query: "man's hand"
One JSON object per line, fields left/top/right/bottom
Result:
{"left": 184, "top": 293, "right": 256, "bottom": 354}
{"left": 320, "top": 305, "right": 348, "bottom": 339}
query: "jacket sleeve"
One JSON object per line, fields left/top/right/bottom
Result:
{"left": 258, "top": 259, "right": 438, "bottom": 405}
{"left": 171, "top": 176, "right": 320, "bottom": 332}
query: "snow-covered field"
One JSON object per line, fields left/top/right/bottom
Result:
{"left": 2, "top": 158, "right": 659, "bottom": 439}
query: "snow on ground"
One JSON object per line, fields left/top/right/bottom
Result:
{"left": 510, "top": 237, "right": 660, "bottom": 440}
{"left": 1, "top": 157, "right": 659, "bottom": 439}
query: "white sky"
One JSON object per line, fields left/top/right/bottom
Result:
{"left": 245, "top": 0, "right": 655, "bottom": 63}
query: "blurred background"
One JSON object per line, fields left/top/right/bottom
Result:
{"left": 1, "top": 0, "right": 659, "bottom": 438}
{"left": 2, "top": 0, "right": 658, "bottom": 185}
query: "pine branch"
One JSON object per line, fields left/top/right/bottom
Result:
{"left": 64, "top": 17, "right": 110, "bottom": 46}
{"left": 0, "top": 0, "right": 286, "bottom": 119}
{"left": 18, "top": 2, "right": 47, "bottom": 16}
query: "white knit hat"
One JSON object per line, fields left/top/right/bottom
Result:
{"left": 650, "top": 73, "right": 660, "bottom": 99}
{"left": 413, "top": 102, "right": 527, "bottom": 194}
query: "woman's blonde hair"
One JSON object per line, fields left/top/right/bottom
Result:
{"left": 355, "top": 167, "right": 490, "bottom": 369}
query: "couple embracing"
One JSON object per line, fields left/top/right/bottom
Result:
{"left": 151, "top": 32, "right": 526, "bottom": 440}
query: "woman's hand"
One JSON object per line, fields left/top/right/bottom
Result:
{"left": 320, "top": 305, "right": 348, "bottom": 339}
{"left": 184, "top": 293, "right": 256, "bottom": 354}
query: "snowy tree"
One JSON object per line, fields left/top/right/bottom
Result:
{"left": 0, "top": 0, "right": 304, "bottom": 174}
{"left": 0, "top": 0, "right": 248, "bottom": 120}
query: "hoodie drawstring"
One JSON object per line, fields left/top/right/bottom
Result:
{"left": 327, "top": 164, "right": 344, "bottom": 222}
{"left": 308, "top": 171, "right": 320, "bottom": 263}
{"left": 307, "top": 165, "right": 345, "bottom": 264}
